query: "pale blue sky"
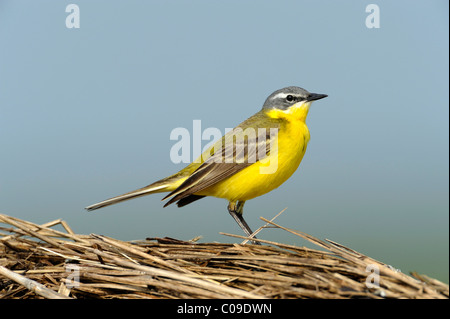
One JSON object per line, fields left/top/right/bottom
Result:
{"left": 0, "top": 1, "right": 448, "bottom": 282}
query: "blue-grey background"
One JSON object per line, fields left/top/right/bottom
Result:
{"left": 1, "top": 1, "right": 448, "bottom": 283}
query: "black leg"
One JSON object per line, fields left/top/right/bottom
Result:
{"left": 228, "top": 201, "right": 261, "bottom": 245}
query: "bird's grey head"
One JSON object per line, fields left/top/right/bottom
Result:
{"left": 262, "top": 86, "right": 327, "bottom": 111}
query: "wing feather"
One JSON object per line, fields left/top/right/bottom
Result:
{"left": 163, "top": 113, "right": 280, "bottom": 206}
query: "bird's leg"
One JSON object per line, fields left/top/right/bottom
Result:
{"left": 227, "top": 201, "right": 260, "bottom": 245}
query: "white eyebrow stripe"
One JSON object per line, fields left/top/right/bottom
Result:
{"left": 271, "top": 92, "right": 289, "bottom": 99}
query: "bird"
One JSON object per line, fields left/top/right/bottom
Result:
{"left": 85, "top": 86, "right": 327, "bottom": 243}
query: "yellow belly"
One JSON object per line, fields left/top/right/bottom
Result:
{"left": 199, "top": 120, "right": 310, "bottom": 201}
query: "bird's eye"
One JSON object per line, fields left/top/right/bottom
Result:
{"left": 286, "top": 95, "right": 295, "bottom": 102}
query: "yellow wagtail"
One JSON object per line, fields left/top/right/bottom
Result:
{"left": 86, "top": 86, "right": 327, "bottom": 243}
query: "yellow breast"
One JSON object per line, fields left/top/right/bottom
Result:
{"left": 200, "top": 102, "right": 311, "bottom": 201}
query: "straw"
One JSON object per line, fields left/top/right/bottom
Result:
{"left": 0, "top": 213, "right": 447, "bottom": 299}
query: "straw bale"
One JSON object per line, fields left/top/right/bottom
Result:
{"left": 0, "top": 213, "right": 447, "bottom": 299}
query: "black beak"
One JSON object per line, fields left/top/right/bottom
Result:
{"left": 306, "top": 93, "right": 328, "bottom": 102}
